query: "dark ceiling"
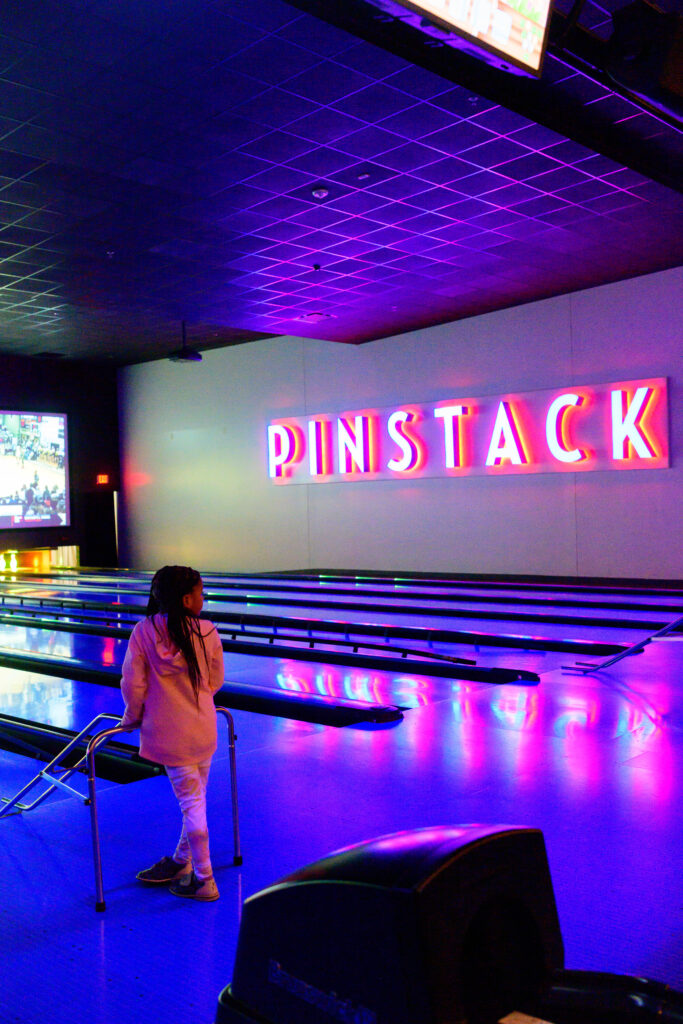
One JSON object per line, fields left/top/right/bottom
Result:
{"left": 0, "top": 0, "right": 681, "bottom": 365}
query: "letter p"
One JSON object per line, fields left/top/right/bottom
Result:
{"left": 267, "top": 424, "right": 304, "bottom": 479}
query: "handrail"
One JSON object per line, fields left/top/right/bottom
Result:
{"left": 87, "top": 708, "right": 241, "bottom": 912}
{"left": 0, "top": 711, "right": 123, "bottom": 818}
{"left": 563, "top": 612, "right": 683, "bottom": 675}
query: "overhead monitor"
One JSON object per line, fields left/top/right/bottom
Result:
{"left": 369, "top": 0, "right": 553, "bottom": 75}
{"left": 0, "top": 412, "right": 70, "bottom": 529}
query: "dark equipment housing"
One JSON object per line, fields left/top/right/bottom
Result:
{"left": 216, "top": 824, "right": 564, "bottom": 1023}
{"left": 216, "top": 823, "right": 683, "bottom": 1023}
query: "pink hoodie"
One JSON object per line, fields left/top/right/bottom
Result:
{"left": 121, "top": 614, "right": 224, "bottom": 766}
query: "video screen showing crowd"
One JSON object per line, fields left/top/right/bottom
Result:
{"left": 0, "top": 413, "right": 69, "bottom": 529}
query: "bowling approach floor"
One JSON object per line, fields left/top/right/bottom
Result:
{"left": 0, "top": 570, "right": 682, "bottom": 1024}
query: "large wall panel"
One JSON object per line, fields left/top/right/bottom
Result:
{"left": 568, "top": 269, "right": 683, "bottom": 577}
{"left": 306, "top": 474, "right": 579, "bottom": 575}
{"left": 119, "top": 268, "right": 682, "bottom": 578}
{"left": 118, "top": 338, "right": 310, "bottom": 572}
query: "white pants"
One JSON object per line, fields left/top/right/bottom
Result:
{"left": 166, "top": 758, "right": 213, "bottom": 880}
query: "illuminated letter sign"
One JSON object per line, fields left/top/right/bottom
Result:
{"left": 267, "top": 423, "right": 303, "bottom": 479}
{"left": 308, "top": 419, "right": 332, "bottom": 476}
{"left": 266, "top": 378, "right": 668, "bottom": 484}
{"left": 434, "top": 405, "right": 469, "bottom": 469}
{"left": 338, "top": 415, "right": 369, "bottom": 474}
{"left": 387, "top": 410, "right": 425, "bottom": 473}
{"left": 545, "top": 394, "right": 588, "bottom": 464}
{"left": 485, "top": 401, "right": 528, "bottom": 467}
{"left": 611, "top": 386, "right": 657, "bottom": 460}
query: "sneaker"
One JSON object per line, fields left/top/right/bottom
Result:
{"left": 136, "top": 856, "right": 192, "bottom": 885}
{"left": 169, "top": 870, "right": 219, "bottom": 902}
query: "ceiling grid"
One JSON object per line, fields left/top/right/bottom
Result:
{"left": 0, "top": 0, "right": 679, "bottom": 362}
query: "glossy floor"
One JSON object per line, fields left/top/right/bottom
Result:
{"left": 0, "top": 581, "right": 682, "bottom": 1024}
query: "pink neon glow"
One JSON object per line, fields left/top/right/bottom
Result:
{"left": 387, "top": 409, "right": 427, "bottom": 473}
{"left": 546, "top": 393, "right": 590, "bottom": 464}
{"left": 491, "top": 691, "right": 540, "bottom": 731}
{"left": 611, "top": 387, "right": 658, "bottom": 460}
{"left": 485, "top": 401, "right": 530, "bottom": 467}
{"left": 308, "top": 419, "right": 333, "bottom": 476}
{"left": 265, "top": 377, "right": 668, "bottom": 483}
{"left": 123, "top": 464, "right": 152, "bottom": 488}
{"left": 337, "top": 414, "right": 379, "bottom": 474}
{"left": 267, "top": 423, "right": 305, "bottom": 478}
{"left": 101, "top": 636, "right": 115, "bottom": 666}
{"left": 434, "top": 404, "right": 471, "bottom": 470}
{"left": 367, "top": 414, "right": 380, "bottom": 473}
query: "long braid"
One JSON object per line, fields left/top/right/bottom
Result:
{"left": 147, "top": 565, "right": 208, "bottom": 703}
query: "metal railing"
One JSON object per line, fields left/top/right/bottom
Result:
{"left": 563, "top": 612, "right": 683, "bottom": 675}
{"left": 87, "top": 707, "right": 241, "bottom": 912}
{"left": 0, "top": 711, "right": 123, "bottom": 818}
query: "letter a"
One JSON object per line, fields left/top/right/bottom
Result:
{"left": 485, "top": 402, "right": 527, "bottom": 466}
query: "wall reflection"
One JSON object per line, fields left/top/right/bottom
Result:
{"left": 0, "top": 667, "right": 75, "bottom": 728}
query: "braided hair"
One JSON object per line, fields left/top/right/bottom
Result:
{"left": 146, "top": 565, "right": 207, "bottom": 703}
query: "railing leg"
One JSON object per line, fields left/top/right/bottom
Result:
{"left": 218, "top": 708, "right": 242, "bottom": 866}
{"left": 85, "top": 721, "right": 136, "bottom": 912}
{"left": 88, "top": 744, "right": 106, "bottom": 912}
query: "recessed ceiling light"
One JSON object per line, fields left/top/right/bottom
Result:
{"left": 295, "top": 312, "right": 337, "bottom": 323}
{"left": 311, "top": 187, "right": 329, "bottom": 199}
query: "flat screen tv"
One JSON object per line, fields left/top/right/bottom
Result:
{"left": 369, "top": 0, "right": 553, "bottom": 75}
{"left": 0, "top": 412, "right": 69, "bottom": 529}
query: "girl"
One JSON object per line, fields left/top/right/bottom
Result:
{"left": 121, "top": 565, "right": 225, "bottom": 901}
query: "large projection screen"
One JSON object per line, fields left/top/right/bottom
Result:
{"left": 0, "top": 412, "right": 70, "bottom": 529}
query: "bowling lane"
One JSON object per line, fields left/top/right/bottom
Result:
{"left": 0, "top": 663, "right": 124, "bottom": 732}
{"left": 0, "top": 583, "right": 664, "bottom": 668}
{"left": 205, "top": 573, "right": 683, "bottom": 616}
{"left": 0, "top": 592, "right": 634, "bottom": 673}
{"left": 205, "top": 594, "right": 674, "bottom": 643}
{"left": 0, "top": 614, "right": 555, "bottom": 707}
{"left": 24, "top": 570, "right": 683, "bottom": 616}
{"left": 0, "top": 582, "right": 148, "bottom": 611}
{"left": 0, "top": 575, "right": 636, "bottom": 669}
{"left": 0, "top": 578, "right": 675, "bottom": 634}
{"left": 0, "top": 632, "right": 470, "bottom": 724}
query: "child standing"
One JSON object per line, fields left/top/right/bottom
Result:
{"left": 121, "top": 565, "right": 225, "bottom": 901}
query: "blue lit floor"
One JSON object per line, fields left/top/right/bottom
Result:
{"left": 1, "top": 632, "right": 683, "bottom": 1024}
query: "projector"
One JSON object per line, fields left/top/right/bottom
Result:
{"left": 169, "top": 346, "right": 202, "bottom": 362}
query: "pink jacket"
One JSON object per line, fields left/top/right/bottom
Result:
{"left": 121, "top": 614, "right": 224, "bottom": 766}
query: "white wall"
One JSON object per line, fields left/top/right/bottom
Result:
{"left": 118, "top": 267, "right": 682, "bottom": 578}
